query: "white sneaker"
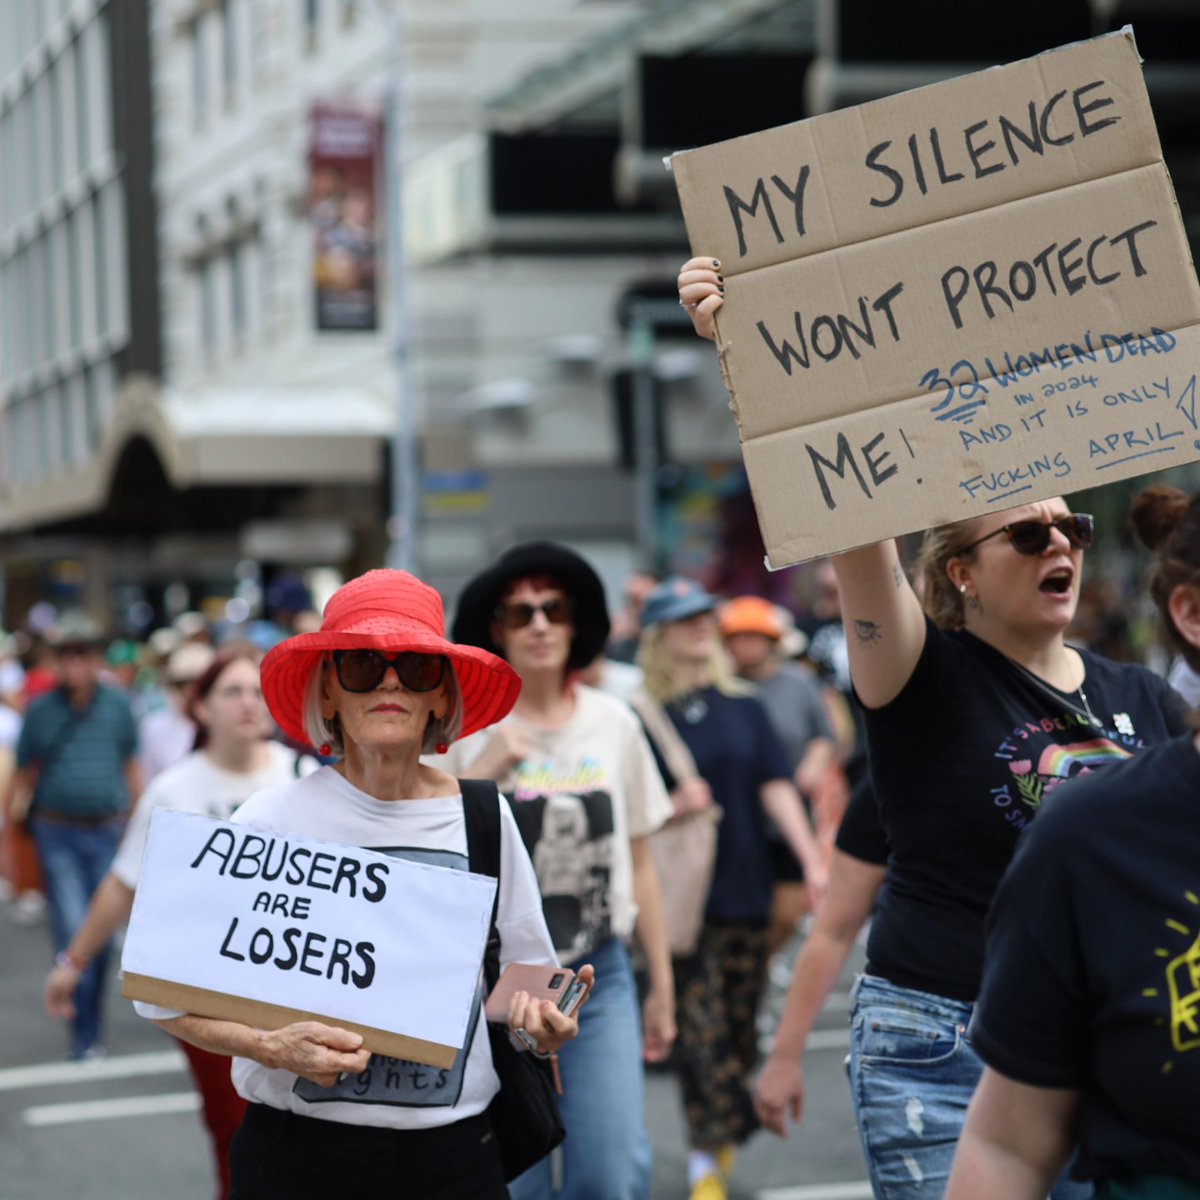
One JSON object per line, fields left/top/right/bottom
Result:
{"left": 11, "top": 891, "right": 45, "bottom": 924}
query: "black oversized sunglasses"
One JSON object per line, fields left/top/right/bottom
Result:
{"left": 494, "top": 598, "right": 573, "bottom": 631}
{"left": 958, "top": 513, "right": 1095, "bottom": 557}
{"left": 332, "top": 650, "right": 447, "bottom": 694}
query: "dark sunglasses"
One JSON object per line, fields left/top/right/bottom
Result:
{"left": 958, "top": 513, "right": 1095, "bottom": 557}
{"left": 332, "top": 650, "right": 447, "bottom": 694}
{"left": 495, "top": 598, "right": 573, "bottom": 631}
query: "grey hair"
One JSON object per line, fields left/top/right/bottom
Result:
{"left": 302, "top": 653, "right": 464, "bottom": 756}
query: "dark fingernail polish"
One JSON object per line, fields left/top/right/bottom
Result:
{"left": 717, "top": 275, "right": 724, "bottom": 282}
{"left": 718, "top": 286, "right": 725, "bottom": 293}
{"left": 712, "top": 259, "right": 720, "bottom": 268}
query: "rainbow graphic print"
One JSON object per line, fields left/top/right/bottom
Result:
{"left": 1009, "top": 738, "right": 1133, "bottom": 811}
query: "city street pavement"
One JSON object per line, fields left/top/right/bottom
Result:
{"left": 0, "top": 902, "right": 871, "bottom": 1200}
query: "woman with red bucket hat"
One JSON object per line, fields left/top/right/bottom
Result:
{"left": 134, "top": 569, "right": 589, "bottom": 1200}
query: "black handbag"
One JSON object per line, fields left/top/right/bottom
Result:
{"left": 461, "top": 779, "right": 566, "bottom": 1182}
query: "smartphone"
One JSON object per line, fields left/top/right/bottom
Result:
{"left": 484, "top": 963, "right": 588, "bottom": 1023}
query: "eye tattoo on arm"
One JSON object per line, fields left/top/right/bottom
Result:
{"left": 853, "top": 619, "right": 883, "bottom": 646}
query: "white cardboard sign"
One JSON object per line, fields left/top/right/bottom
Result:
{"left": 121, "top": 809, "right": 497, "bottom": 1069}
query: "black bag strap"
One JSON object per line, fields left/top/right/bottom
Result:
{"left": 461, "top": 778, "right": 504, "bottom": 992}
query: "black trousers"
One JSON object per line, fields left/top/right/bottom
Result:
{"left": 228, "top": 1103, "right": 508, "bottom": 1199}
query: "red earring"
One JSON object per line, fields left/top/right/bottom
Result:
{"left": 319, "top": 743, "right": 332, "bottom": 757}
{"left": 435, "top": 741, "right": 449, "bottom": 755}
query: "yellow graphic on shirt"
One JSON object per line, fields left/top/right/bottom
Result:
{"left": 1152, "top": 890, "right": 1200, "bottom": 1070}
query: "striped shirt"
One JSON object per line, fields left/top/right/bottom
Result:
{"left": 17, "top": 685, "right": 138, "bottom": 817}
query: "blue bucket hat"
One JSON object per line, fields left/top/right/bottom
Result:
{"left": 640, "top": 577, "right": 717, "bottom": 630}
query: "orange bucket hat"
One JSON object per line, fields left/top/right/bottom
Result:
{"left": 260, "top": 569, "right": 521, "bottom": 748}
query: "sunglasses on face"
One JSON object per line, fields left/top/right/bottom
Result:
{"left": 958, "top": 513, "right": 1095, "bottom": 557}
{"left": 332, "top": 650, "right": 447, "bottom": 694}
{"left": 494, "top": 598, "right": 573, "bottom": 631}
{"left": 58, "top": 644, "right": 98, "bottom": 659}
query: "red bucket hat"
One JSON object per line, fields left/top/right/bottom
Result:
{"left": 260, "top": 569, "right": 521, "bottom": 748}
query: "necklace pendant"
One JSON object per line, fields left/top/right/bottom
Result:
{"left": 680, "top": 694, "right": 708, "bottom": 724}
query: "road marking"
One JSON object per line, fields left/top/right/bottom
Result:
{"left": 807, "top": 1029, "right": 850, "bottom": 1050}
{"left": 0, "top": 1050, "right": 186, "bottom": 1092}
{"left": 757, "top": 1182, "right": 874, "bottom": 1200}
{"left": 24, "top": 1091, "right": 199, "bottom": 1127}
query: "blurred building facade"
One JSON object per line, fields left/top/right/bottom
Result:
{"left": 1, "top": 0, "right": 1198, "bottom": 630}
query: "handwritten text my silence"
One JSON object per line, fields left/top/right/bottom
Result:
{"left": 191, "top": 828, "right": 387, "bottom": 990}
{"left": 723, "top": 78, "right": 1154, "bottom": 374}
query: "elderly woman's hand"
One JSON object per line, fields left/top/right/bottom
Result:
{"left": 44, "top": 960, "right": 82, "bottom": 1020}
{"left": 257, "top": 1020, "right": 373, "bottom": 1087}
{"left": 677, "top": 256, "right": 725, "bottom": 341}
{"left": 506, "top": 964, "right": 595, "bottom": 1057}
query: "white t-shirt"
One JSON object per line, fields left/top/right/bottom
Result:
{"left": 439, "top": 684, "right": 672, "bottom": 964}
{"left": 137, "top": 706, "right": 198, "bottom": 782}
{"left": 0, "top": 703, "right": 20, "bottom": 752}
{"left": 135, "top": 765, "right": 555, "bottom": 1131}
{"left": 112, "top": 742, "right": 299, "bottom": 888}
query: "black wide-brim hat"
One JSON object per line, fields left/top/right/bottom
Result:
{"left": 452, "top": 541, "right": 611, "bottom": 672}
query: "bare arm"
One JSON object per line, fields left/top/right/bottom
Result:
{"left": 677, "top": 254, "right": 926, "bottom": 710}
{"left": 761, "top": 778, "right": 827, "bottom": 910}
{"left": 124, "top": 758, "right": 144, "bottom": 808}
{"left": 946, "top": 1068, "right": 1080, "bottom": 1200}
{"left": 831, "top": 542, "right": 927, "bottom": 709}
{"left": 154, "top": 1014, "right": 372, "bottom": 1088}
{"left": 630, "top": 835, "right": 676, "bottom": 1063}
{"left": 795, "top": 736, "right": 836, "bottom": 798}
{"left": 2, "top": 765, "right": 36, "bottom": 823}
{"left": 44, "top": 873, "right": 135, "bottom": 1017}
{"left": 754, "top": 852, "right": 885, "bottom": 1135}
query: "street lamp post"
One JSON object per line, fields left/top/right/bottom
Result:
{"left": 628, "top": 304, "right": 660, "bottom": 572}
{"left": 379, "top": 1, "right": 419, "bottom": 573}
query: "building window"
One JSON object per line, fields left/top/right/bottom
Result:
{"left": 83, "top": 366, "right": 100, "bottom": 452}
{"left": 66, "top": 208, "right": 83, "bottom": 351}
{"left": 28, "top": 77, "right": 44, "bottom": 207}
{"left": 74, "top": 33, "right": 90, "bottom": 173}
{"left": 304, "top": 0, "right": 320, "bottom": 52}
{"left": 93, "top": 194, "right": 109, "bottom": 340}
{"left": 49, "top": 57, "right": 65, "bottom": 195}
{"left": 200, "top": 260, "right": 217, "bottom": 361}
{"left": 192, "top": 16, "right": 208, "bottom": 128}
{"left": 58, "top": 383, "right": 74, "bottom": 470}
{"left": 76, "top": 198, "right": 96, "bottom": 344}
{"left": 221, "top": 0, "right": 238, "bottom": 108}
{"left": 35, "top": 388, "right": 52, "bottom": 477}
{"left": 230, "top": 237, "right": 247, "bottom": 348}
{"left": 0, "top": 111, "right": 11, "bottom": 233}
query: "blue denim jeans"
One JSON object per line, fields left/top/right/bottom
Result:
{"left": 30, "top": 815, "right": 123, "bottom": 1058}
{"left": 848, "top": 975, "right": 1091, "bottom": 1200}
{"left": 508, "top": 937, "right": 651, "bottom": 1200}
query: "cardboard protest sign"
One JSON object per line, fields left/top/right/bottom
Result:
{"left": 670, "top": 31, "right": 1200, "bottom": 567}
{"left": 121, "top": 809, "right": 497, "bottom": 1069}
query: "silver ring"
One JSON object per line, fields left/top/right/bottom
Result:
{"left": 679, "top": 299, "right": 698, "bottom": 311}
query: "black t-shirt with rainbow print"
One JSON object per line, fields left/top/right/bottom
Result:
{"left": 864, "top": 615, "right": 1188, "bottom": 1002}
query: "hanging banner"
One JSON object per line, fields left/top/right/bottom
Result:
{"left": 669, "top": 31, "right": 1200, "bottom": 568}
{"left": 309, "top": 102, "right": 383, "bottom": 332}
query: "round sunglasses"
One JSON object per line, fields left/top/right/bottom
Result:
{"left": 958, "top": 512, "right": 1095, "bottom": 557}
{"left": 332, "top": 650, "right": 447, "bottom": 693}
